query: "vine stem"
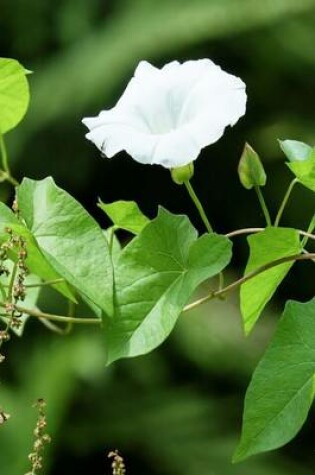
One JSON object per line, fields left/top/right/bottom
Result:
{"left": 0, "top": 302, "right": 101, "bottom": 325}
{"left": 225, "top": 227, "right": 264, "bottom": 238}
{"left": 2, "top": 278, "right": 65, "bottom": 289}
{"left": 1, "top": 252, "right": 314, "bottom": 324}
{"left": 274, "top": 178, "right": 298, "bottom": 227}
{"left": 26, "top": 278, "right": 65, "bottom": 288}
{"left": 0, "top": 134, "right": 19, "bottom": 187}
{"left": 39, "top": 318, "right": 69, "bottom": 335}
{"left": 225, "top": 227, "right": 315, "bottom": 241}
{"left": 302, "top": 249, "right": 315, "bottom": 262}
{"left": 254, "top": 186, "right": 271, "bottom": 226}
{"left": 184, "top": 180, "right": 213, "bottom": 233}
{"left": 183, "top": 252, "right": 315, "bottom": 313}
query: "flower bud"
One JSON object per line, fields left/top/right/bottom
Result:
{"left": 238, "top": 143, "right": 266, "bottom": 189}
{"left": 170, "top": 162, "right": 194, "bottom": 185}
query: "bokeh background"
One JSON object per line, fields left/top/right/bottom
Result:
{"left": 1, "top": 0, "right": 315, "bottom": 473}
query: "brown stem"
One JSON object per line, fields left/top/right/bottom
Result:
{"left": 184, "top": 252, "right": 315, "bottom": 313}
{"left": 225, "top": 227, "right": 315, "bottom": 241}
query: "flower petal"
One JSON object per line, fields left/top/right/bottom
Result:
{"left": 82, "top": 58, "right": 247, "bottom": 168}
{"left": 178, "top": 65, "right": 246, "bottom": 128}
{"left": 84, "top": 121, "right": 158, "bottom": 164}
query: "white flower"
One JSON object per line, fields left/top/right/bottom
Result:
{"left": 82, "top": 59, "right": 247, "bottom": 169}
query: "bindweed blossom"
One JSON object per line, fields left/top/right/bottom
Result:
{"left": 82, "top": 59, "right": 247, "bottom": 169}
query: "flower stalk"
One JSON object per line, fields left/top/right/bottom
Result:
{"left": 184, "top": 180, "right": 213, "bottom": 233}
{"left": 254, "top": 186, "right": 271, "bottom": 226}
{"left": 274, "top": 178, "right": 298, "bottom": 227}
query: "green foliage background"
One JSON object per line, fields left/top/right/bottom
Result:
{"left": 0, "top": 0, "right": 315, "bottom": 473}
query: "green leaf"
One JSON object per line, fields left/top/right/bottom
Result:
{"left": 240, "top": 228, "right": 302, "bottom": 334}
{"left": 0, "top": 58, "right": 30, "bottom": 134}
{"left": 279, "top": 139, "right": 315, "bottom": 192}
{"left": 98, "top": 200, "right": 149, "bottom": 235}
{"left": 287, "top": 155, "right": 315, "bottom": 192}
{"left": 234, "top": 298, "right": 315, "bottom": 462}
{"left": 81, "top": 229, "right": 121, "bottom": 320}
{"left": 0, "top": 203, "right": 74, "bottom": 301}
{"left": 238, "top": 143, "right": 266, "bottom": 189}
{"left": 279, "top": 139, "right": 314, "bottom": 162}
{"left": 17, "top": 177, "right": 114, "bottom": 316}
{"left": 104, "top": 208, "right": 232, "bottom": 364}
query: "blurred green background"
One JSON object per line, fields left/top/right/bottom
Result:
{"left": 1, "top": 0, "right": 315, "bottom": 473}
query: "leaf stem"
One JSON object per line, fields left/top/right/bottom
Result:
{"left": 184, "top": 180, "right": 213, "bottom": 233}
{"left": 184, "top": 252, "right": 315, "bottom": 313}
{"left": 218, "top": 271, "right": 225, "bottom": 291}
{"left": 274, "top": 178, "right": 298, "bottom": 227}
{"left": 2, "top": 278, "right": 65, "bottom": 289}
{"left": 39, "top": 318, "right": 69, "bottom": 335}
{"left": 0, "top": 134, "right": 19, "bottom": 187}
{"left": 27, "top": 278, "right": 65, "bottom": 288}
{"left": 0, "top": 302, "right": 101, "bottom": 325}
{"left": 301, "top": 214, "right": 315, "bottom": 248}
{"left": 254, "top": 186, "right": 271, "bottom": 226}
{"left": 108, "top": 226, "right": 118, "bottom": 253}
{"left": 0, "top": 134, "right": 10, "bottom": 176}
{"left": 65, "top": 299, "right": 76, "bottom": 334}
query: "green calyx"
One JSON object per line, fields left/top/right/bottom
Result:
{"left": 170, "top": 162, "right": 194, "bottom": 185}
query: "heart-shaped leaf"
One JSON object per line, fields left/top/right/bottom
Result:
{"left": 234, "top": 298, "right": 315, "bottom": 462}
{"left": 98, "top": 200, "right": 149, "bottom": 235}
{"left": 241, "top": 227, "right": 302, "bottom": 334}
{"left": 104, "top": 208, "right": 232, "bottom": 364}
{"left": 287, "top": 155, "right": 315, "bottom": 193}
{"left": 279, "top": 139, "right": 314, "bottom": 162}
{"left": 0, "top": 58, "right": 30, "bottom": 134}
{"left": 17, "top": 177, "right": 114, "bottom": 316}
